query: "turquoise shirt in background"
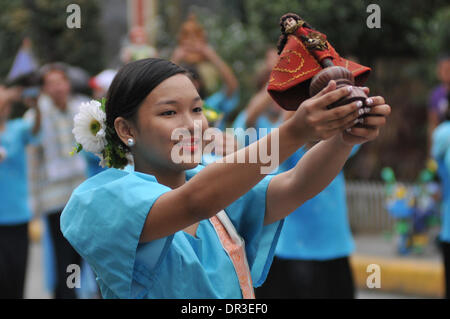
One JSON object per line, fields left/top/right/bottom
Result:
{"left": 233, "top": 109, "right": 357, "bottom": 259}
{"left": 275, "top": 145, "right": 359, "bottom": 260}
{"left": 0, "top": 119, "right": 40, "bottom": 225}
{"left": 232, "top": 111, "right": 283, "bottom": 146}
{"left": 431, "top": 121, "right": 450, "bottom": 243}
{"left": 205, "top": 89, "right": 239, "bottom": 130}
{"left": 61, "top": 165, "right": 283, "bottom": 299}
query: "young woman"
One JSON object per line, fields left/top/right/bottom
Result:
{"left": 61, "top": 58, "right": 390, "bottom": 299}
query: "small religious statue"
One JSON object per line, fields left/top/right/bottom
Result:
{"left": 267, "top": 13, "right": 371, "bottom": 110}
{"left": 176, "top": 14, "right": 208, "bottom": 64}
{"left": 120, "top": 26, "right": 158, "bottom": 64}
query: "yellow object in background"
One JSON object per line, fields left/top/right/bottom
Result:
{"left": 426, "top": 158, "right": 438, "bottom": 173}
{"left": 28, "top": 218, "right": 42, "bottom": 243}
{"left": 395, "top": 185, "right": 407, "bottom": 199}
{"left": 412, "top": 234, "right": 429, "bottom": 247}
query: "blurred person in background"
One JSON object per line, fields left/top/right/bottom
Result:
{"left": 171, "top": 42, "right": 239, "bottom": 130}
{"left": 431, "top": 94, "right": 450, "bottom": 299}
{"left": 232, "top": 48, "right": 285, "bottom": 147}
{"left": 27, "top": 64, "right": 88, "bottom": 298}
{"left": 0, "top": 81, "right": 41, "bottom": 299}
{"left": 256, "top": 139, "right": 360, "bottom": 299}
{"left": 428, "top": 54, "right": 450, "bottom": 153}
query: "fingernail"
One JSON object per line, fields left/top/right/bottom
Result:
{"left": 358, "top": 109, "right": 364, "bottom": 116}
{"left": 347, "top": 86, "right": 353, "bottom": 92}
{"left": 356, "top": 101, "right": 363, "bottom": 108}
{"left": 346, "top": 128, "right": 352, "bottom": 132}
{"left": 364, "top": 107, "right": 371, "bottom": 114}
{"left": 366, "top": 98, "right": 373, "bottom": 105}
{"left": 359, "top": 118, "right": 364, "bottom": 124}
{"left": 353, "top": 119, "right": 359, "bottom": 124}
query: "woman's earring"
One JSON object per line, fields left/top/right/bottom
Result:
{"left": 127, "top": 138, "right": 135, "bottom": 147}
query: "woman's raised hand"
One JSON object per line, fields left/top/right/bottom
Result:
{"left": 286, "top": 80, "right": 364, "bottom": 143}
{"left": 340, "top": 95, "right": 391, "bottom": 145}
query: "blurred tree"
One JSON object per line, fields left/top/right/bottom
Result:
{"left": 23, "top": 0, "right": 104, "bottom": 74}
{"left": 0, "top": 1, "right": 29, "bottom": 79}
{"left": 0, "top": 0, "right": 104, "bottom": 81}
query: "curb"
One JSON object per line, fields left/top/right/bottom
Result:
{"left": 350, "top": 254, "right": 444, "bottom": 298}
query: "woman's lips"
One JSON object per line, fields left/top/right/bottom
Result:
{"left": 179, "top": 139, "right": 200, "bottom": 152}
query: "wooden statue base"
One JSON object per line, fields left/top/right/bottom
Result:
{"left": 309, "top": 66, "right": 368, "bottom": 109}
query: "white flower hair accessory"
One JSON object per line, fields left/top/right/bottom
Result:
{"left": 71, "top": 98, "right": 133, "bottom": 169}
{"left": 72, "top": 100, "right": 106, "bottom": 154}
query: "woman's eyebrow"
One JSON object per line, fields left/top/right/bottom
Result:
{"left": 155, "top": 96, "right": 201, "bottom": 106}
{"left": 155, "top": 99, "right": 179, "bottom": 106}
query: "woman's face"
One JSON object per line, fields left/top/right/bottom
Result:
{"left": 132, "top": 73, "right": 209, "bottom": 171}
{"left": 43, "top": 70, "right": 71, "bottom": 108}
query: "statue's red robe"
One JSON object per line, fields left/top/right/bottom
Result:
{"left": 268, "top": 26, "right": 371, "bottom": 110}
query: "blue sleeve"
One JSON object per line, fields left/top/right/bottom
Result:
{"left": 17, "top": 118, "right": 40, "bottom": 146}
{"left": 224, "top": 174, "right": 283, "bottom": 287}
{"left": 232, "top": 111, "right": 254, "bottom": 148}
{"left": 60, "top": 170, "right": 171, "bottom": 298}
{"left": 432, "top": 123, "right": 450, "bottom": 160}
{"left": 232, "top": 111, "right": 248, "bottom": 130}
{"left": 444, "top": 147, "right": 450, "bottom": 173}
{"left": 205, "top": 89, "right": 240, "bottom": 115}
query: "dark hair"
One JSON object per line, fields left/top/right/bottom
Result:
{"left": 277, "top": 13, "right": 314, "bottom": 55}
{"left": 179, "top": 63, "right": 206, "bottom": 99}
{"left": 105, "top": 58, "right": 187, "bottom": 130}
{"left": 39, "top": 62, "right": 69, "bottom": 85}
{"left": 444, "top": 92, "right": 450, "bottom": 121}
{"left": 5, "top": 70, "right": 40, "bottom": 88}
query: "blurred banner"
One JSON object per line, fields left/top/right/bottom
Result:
{"left": 7, "top": 38, "right": 38, "bottom": 82}
{"left": 127, "top": 0, "right": 158, "bottom": 46}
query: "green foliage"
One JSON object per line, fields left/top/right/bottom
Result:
{"left": 0, "top": 1, "right": 29, "bottom": 78}
{"left": 25, "top": 0, "right": 104, "bottom": 74}
{"left": 0, "top": 0, "right": 104, "bottom": 80}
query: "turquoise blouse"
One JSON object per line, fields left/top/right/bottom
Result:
{"left": 432, "top": 121, "right": 450, "bottom": 243}
{"left": 0, "top": 119, "right": 40, "bottom": 225}
{"left": 61, "top": 165, "right": 283, "bottom": 298}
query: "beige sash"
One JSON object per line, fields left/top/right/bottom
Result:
{"left": 209, "top": 210, "right": 255, "bottom": 299}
